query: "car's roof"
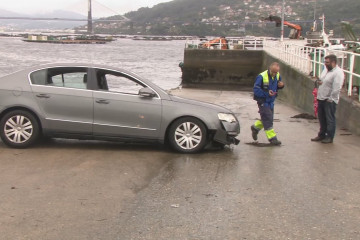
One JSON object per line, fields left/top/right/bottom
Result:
{"left": 0, "top": 63, "right": 170, "bottom": 98}
{"left": 0, "top": 63, "right": 148, "bottom": 88}
{"left": 23, "top": 63, "right": 146, "bottom": 80}
{"left": 28, "top": 63, "right": 127, "bottom": 73}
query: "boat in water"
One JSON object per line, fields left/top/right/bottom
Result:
{"left": 23, "top": 35, "right": 114, "bottom": 44}
{"left": 132, "top": 36, "right": 173, "bottom": 41}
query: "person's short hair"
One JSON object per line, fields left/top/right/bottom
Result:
{"left": 325, "top": 54, "right": 337, "bottom": 64}
{"left": 270, "top": 62, "right": 279, "bottom": 68}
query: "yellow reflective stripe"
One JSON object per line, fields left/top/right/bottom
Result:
{"left": 265, "top": 129, "right": 277, "bottom": 140}
{"left": 260, "top": 70, "right": 269, "bottom": 85}
{"left": 260, "top": 70, "right": 280, "bottom": 85}
{"left": 254, "top": 120, "right": 263, "bottom": 130}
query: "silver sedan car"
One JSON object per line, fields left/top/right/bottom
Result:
{"left": 0, "top": 63, "right": 240, "bottom": 153}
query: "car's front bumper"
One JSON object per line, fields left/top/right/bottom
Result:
{"left": 213, "top": 121, "right": 240, "bottom": 145}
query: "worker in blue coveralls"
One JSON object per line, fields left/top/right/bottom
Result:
{"left": 251, "top": 62, "right": 284, "bottom": 145}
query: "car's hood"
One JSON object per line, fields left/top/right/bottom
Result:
{"left": 169, "top": 95, "right": 232, "bottom": 113}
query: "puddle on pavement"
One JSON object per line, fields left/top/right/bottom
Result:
{"left": 245, "top": 142, "right": 280, "bottom": 147}
{"left": 339, "top": 128, "right": 352, "bottom": 136}
{"left": 291, "top": 113, "right": 317, "bottom": 120}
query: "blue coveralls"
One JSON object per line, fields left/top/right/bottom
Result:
{"left": 253, "top": 70, "right": 283, "bottom": 140}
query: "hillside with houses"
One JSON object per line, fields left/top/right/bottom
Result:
{"left": 75, "top": 0, "right": 359, "bottom": 37}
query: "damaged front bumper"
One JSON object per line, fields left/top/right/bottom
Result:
{"left": 213, "top": 120, "right": 240, "bottom": 145}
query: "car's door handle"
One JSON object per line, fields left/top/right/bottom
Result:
{"left": 95, "top": 99, "right": 110, "bottom": 104}
{"left": 36, "top": 94, "right": 50, "bottom": 99}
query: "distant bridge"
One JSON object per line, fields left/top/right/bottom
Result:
{"left": 0, "top": 17, "right": 129, "bottom": 22}
{"left": 0, "top": 0, "right": 129, "bottom": 34}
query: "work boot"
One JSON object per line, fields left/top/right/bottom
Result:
{"left": 251, "top": 125, "right": 259, "bottom": 141}
{"left": 321, "top": 137, "right": 333, "bottom": 144}
{"left": 269, "top": 138, "right": 282, "bottom": 146}
{"left": 311, "top": 136, "right": 325, "bottom": 142}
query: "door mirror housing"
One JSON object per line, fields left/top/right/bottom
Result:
{"left": 139, "top": 87, "right": 157, "bottom": 98}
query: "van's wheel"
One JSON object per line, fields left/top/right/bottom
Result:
{"left": 0, "top": 110, "right": 40, "bottom": 148}
{"left": 168, "top": 117, "right": 207, "bottom": 153}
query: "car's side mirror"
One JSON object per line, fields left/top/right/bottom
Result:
{"left": 139, "top": 87, "right": 157, "bottom": 98}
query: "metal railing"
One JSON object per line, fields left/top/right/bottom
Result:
{"left": 263, "top": 40, "right": 360, "bottom": 101}
{"left": 185, "top": 37, "right": 265, "bottom": 50}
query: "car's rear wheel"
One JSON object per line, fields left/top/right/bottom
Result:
{"left": 168, "top": 117, "right": 207, "bottom": 153}
{"left": 0, "top": 110, "right": 40, "bottom": 148}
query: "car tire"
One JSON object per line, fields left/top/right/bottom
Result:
{"left": 168, "top": 117, "right": 207, "bottom": 153}
{"left": 0, "top": 110, "right": 40, "bottom": 148}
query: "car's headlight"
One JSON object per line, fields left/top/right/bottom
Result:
{"left": 218, "top": 113, "right": 237, "bottom": 123}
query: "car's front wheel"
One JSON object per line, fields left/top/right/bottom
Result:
{"left": 168, "top": 117, "right": 207, "bottom": 153}
{"left": 0, "top": 110, "right": 40, "bottom": 148}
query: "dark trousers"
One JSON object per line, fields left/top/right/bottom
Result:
{"left": 253, "top": 103, "right": 277, "bottom": 140}
{"left": 258, "top": 104, "right": 274, "bottom": 130}
{"left": 317, "top": 100, "right": 337, "bottom": 139}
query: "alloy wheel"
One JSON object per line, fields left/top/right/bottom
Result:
{"left": 174, "top": 122, "right": 202, "bottom": 150}
{"left": 4, "top": 115, "right": 33, "bottom": 143}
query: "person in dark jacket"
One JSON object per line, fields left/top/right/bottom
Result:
{"left": 251, "top": 62, "right": 284, "bottom": 145}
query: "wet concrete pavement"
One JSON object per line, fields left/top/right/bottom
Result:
{"left": 1, "top": 89, "right": 360, "bottom": 240}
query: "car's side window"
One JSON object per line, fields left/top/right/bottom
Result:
{"left": 30, "top": 67, "right": 88, "bottom": 90}
{"left": 51, "top": 72, "right": 87, "bottom": 89}
{"left": 96, "top": 70, "right": 144, "bottom": 95}
{"left": 30, "top": 69, "right": 48, "bottom": 85}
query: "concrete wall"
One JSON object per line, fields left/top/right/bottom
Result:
{"left": 337, "top": 97, "right": 360, "bottom": 135}
{"left": 262, "top": 52, "right": 360, "bottom": 136}
{"left": 181, "top": 49, "right": 263, "bottom": 89}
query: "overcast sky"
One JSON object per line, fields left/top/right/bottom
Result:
{"left": 0, "top": 0, "right": 173, "bottom": 16}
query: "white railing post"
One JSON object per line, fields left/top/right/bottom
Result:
{"left": 313, "top": 50, "right": 317, "bottom": 77}
{"left": 348, "top": 54, "right": 355, "bottom": 96}
{"left": 317, "top": 50, "right": 321, "bottom": 78}
{"left": 295, "top": 46, "right": 298, "bottom": 69}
